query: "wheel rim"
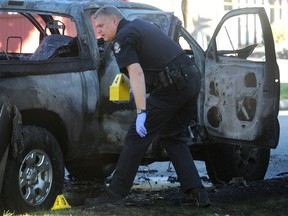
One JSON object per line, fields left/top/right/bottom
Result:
{"left": 18, "top": 149, "right": 53, "bottom": 205}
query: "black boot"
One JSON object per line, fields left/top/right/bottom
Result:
{"left": 85, "top": 188, "right": 124, "bottom": 208}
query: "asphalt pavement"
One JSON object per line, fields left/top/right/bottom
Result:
{"left": 266, "top": 110, "right": 288, "bottom": 179}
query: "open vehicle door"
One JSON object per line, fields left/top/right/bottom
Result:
{"left": 204, "top": 7, "right": 280, "bottom": 148}
{"left": 203, "top": 7, "right": 280, "bottom": 183}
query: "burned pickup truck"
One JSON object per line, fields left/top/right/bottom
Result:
{"left": 0, "top": 0, "right": 279, "bottom": 213}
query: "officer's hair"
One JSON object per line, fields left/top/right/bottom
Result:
{"left": 94, "top": 6, "right": 125, "bottom": 20}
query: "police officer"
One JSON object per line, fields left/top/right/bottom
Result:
{"left": 85, "top": 5, "right": 211, "bottom": 208}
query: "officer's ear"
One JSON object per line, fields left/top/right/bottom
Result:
{"left": 111, "top": 15, "right": 120, "bottom": 26}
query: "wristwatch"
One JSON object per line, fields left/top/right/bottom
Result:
{"left": 137, "top": 109, "right": 146, "bottom": 114}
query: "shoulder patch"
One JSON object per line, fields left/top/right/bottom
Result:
{"left": 113, "top": 42, "right": 121, "bottom": 54}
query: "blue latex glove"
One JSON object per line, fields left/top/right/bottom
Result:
{"left": 136, "top": 112, "right": 147, "bottom": 137}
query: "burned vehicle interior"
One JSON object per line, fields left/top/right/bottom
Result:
{"left": 0, "top": 12, "right": 79, "bottom": 61}
{"left": 0, "top": 10, "right": 182, "bottom": 64}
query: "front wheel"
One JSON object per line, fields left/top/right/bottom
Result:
{"left": 205, "top": 143, "right": 270, "bottom": 184}
{"left": 2, "top": 126, "right": 64, "bottom": 213}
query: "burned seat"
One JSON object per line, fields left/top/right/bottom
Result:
{"left": 29, "top": 34, "right": 79, "bottom": 60}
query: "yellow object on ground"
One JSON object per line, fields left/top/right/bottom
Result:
{"left": 109, "top": 73, "right": 130, "bottom": 101}
{"left": 51, "top": 194, "right": 71, "bottom": 210}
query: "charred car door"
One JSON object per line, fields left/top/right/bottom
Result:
{"left": 204, "top": 7, "right": 280, "bottom": 148}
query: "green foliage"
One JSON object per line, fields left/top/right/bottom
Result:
{"left": 272, "top": 21, "right": 288, "bottom": 44}
{"left": 280, "top": 83, "right": 288, "bottom": 100}
{"left": 272, "top": 21, "right": 288, "bottom": 59}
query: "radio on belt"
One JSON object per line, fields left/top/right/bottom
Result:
{"left": 109, "top": 73, "right": 130, "bottom": 101}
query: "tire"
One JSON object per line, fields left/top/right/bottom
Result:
{"left": 205, "top": 143, "right": 270, "bottom": 184}
{"left": 1, "top": 126, "right": 64, "bottom": 213}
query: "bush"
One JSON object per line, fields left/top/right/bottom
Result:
{"left": 271, "top": 21, "right": 288, "bottom": 59}
{"left": 280, "top": 83, "right": 288, "bottom": 100}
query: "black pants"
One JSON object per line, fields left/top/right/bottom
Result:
{"left": 109, "top": 70, "right": 202, "bottom": 197}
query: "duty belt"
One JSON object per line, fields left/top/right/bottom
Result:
{"left": 155, "top": 64, "right": 200, "bottom": 90}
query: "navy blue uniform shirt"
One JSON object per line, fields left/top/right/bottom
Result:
{"left": 112, "top": 18, "right": 185, "bottom": 92}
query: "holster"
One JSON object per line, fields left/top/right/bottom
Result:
{"left": 156, "top": 64, "right": 200, "bottom": 90}
{"left": 157, "top": 70, "right": 171, "bottom": 89}
{"left": 165, "top": 67, "right": 186, "bottom": 89}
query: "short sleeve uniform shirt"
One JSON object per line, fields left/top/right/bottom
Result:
{"left": 113, "top": 18, "right": 184, "bottom": 92}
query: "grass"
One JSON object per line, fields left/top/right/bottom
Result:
{"left": 280, "top": 83, "right": 288, "bottom": 100}
{"left": 4, "top": 198, "right": 288, "bottom": 216}
{"left": 2, "top": 211, "right": 14, "bottom": 216}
